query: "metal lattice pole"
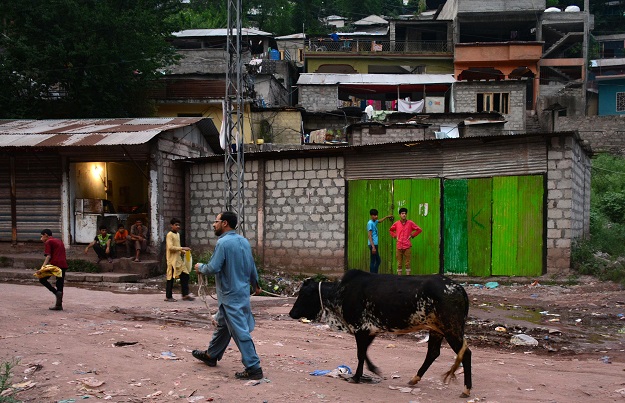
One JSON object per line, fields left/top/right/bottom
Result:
{"left": 224, "top": 0, "right": 245, "bottom": 235}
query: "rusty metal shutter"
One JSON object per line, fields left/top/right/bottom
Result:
{"left": 0, "top": 157, "right": 10, "bottom": 240}
{"left": 344, "top": 137, "right": 547, "bottom": 180}
{"left": 14, "top": 155, "right": 62, "bottom": 241}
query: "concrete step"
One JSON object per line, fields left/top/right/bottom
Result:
{"left": 0, "top": 268, "right": 140, "bottom": 283}
{"left": 0, "top": 255, "right": 161, "bottom": 279}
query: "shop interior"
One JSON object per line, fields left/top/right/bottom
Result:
{"left": 70, "top": 161, "right": 149, "bottom": 244}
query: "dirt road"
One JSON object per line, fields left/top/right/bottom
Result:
{"left": 1, "top": 279, "right": 624, "bottom": 402}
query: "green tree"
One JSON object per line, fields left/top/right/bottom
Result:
{"left": 0, "top": 0, "right": 184, "bottom": 118}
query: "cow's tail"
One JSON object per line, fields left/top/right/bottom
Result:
{"left": 443, "top": 338, "right": 468, "bottom": 383}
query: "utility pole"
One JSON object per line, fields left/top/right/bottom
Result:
{"left": 224, "top": 0, "right": 245, "bottom": 234}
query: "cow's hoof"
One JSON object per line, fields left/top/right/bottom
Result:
{"left": 347, "top": 377, "right": 360, "bottom": 383}
{"left": 408, "top": 375, "right": 421, "bottom": 386}
{"left": 460, "top": 387, "right": 471, "bottom": 398}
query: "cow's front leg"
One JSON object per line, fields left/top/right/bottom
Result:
{"left": 350, "top": 331, "right": 376, "bottom": 382}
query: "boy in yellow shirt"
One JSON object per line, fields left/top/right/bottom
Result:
{"left": 165, "top": 217, "right": 194, "bottom": 302}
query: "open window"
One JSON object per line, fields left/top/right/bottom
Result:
{"left": 476, "top": 93, "right": 509, "bottom": 114}
{"left": 70, "top": 161, "right": 149, "bottom": 243}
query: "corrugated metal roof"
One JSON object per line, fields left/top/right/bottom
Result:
{"left": 353, "top": 15, "right": 388, "bottom": 25}
{"left": 173, "top": 28, "right": 272, "bottom": 38}
{"left": 297, "top": 73, "right": 456, "bottom": 85}
{"left": 0, "top": 118, "right": 205, "bottom": 148}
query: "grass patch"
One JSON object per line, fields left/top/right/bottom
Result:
{"left": 0, "top": 257, "right": 12, "bottom": 268}
{"left": 66, "top": 259, "right": 100, "bottom": 273}
{"left": 0, "top": 358, "right": 19, "bottom": 403}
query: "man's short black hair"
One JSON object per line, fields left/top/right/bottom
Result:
{"left": 170, "top": 217, "right": 181, "bottom": 225}
{"left": 99, "top": 225, "right": 108, "bottom": 230}
{"left": 220, "top": 211, "right": 238, "bottom": 229}
{"left": 399, "top": 207, "right": 408, "bottom": 214}
{"left": 41, "top": 229, "right": 52, "bottom": 236}
{"left": 370, "top": 209, "right": 378, "bottom": 215}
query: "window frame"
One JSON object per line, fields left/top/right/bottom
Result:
{"left": 476, "top": 92, "right": 509, "bottom": 114}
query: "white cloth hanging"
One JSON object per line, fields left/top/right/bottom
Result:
{"left": 397, "top": 99, "right": 424, "bottom": 113}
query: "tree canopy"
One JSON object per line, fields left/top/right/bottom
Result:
{"left": 0, "top": 0, "right": 184, "bottom": 119}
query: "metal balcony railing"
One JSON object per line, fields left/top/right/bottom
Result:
{"left": 305, "top": 39, "right": 452, "bottom": 54}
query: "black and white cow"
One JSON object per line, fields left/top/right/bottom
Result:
{"left": 289, "top": 269, "right": 472, "bottom": 397}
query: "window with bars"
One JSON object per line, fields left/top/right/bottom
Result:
{"left": 476, "top": 93, "right": 509, "bottom": 114}
{"left": 617, "top": 92, "right": 625, "bottom": 112}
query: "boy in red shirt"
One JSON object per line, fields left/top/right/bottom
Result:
{"left": 389, "top": 208, "right": 422, "bottom": 275}
{"left": 40, "top": 229, "right": 68, "bottom": 310}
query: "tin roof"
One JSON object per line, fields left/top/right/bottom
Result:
{"left": 297, "top": 73, "right": 456, "bottom": 85}
{"left": 0, "top": 118, "right": 208, "bottom": 148}
{"left": 172, "top": 28, "right": 272, "bottom": 38}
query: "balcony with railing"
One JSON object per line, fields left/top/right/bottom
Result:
{"left": 304, "top": 39, "right": 453, "bottom": 55}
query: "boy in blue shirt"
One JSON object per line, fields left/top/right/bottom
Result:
{"left": 367, "top": 209, "right": 393, "bottom": 273}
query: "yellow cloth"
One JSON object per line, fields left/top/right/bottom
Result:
{"left": 166, "top": 231, "right": 189, "bottom": 280}
{"left": 34, "top": 265, "right": 62, "bottom": 278}
{"left": 184, "top": 250, "right": 193, "bottom": 272}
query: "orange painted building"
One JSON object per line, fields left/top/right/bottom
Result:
{"left": 454, "top": 42, "right": 543, "bottom": 109}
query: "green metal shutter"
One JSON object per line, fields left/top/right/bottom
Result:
{"left": 491, "top": 175, "right": 544, "bottom": 276}
{"left": 443, "top": 180, "right": 468, "bottom": 274}
{"left": 346, "top": 180, "right": 393, "bottom": 272}
{"left": 392, "top": 178, "right": 440, "bottom": 275}
{"left": 467, "top": 178, "right": 493, "bottom": 276}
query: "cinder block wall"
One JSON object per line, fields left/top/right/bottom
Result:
{"left": 546, "top": 136, "right": 591, "bottom": 272}
{"left": 188, "top": 156, "right": 345, "bottom": 274}
{"left": 556, "top": 116, "right": 625, "bottom": 153}
{"left": 453, "top": 81, "right": 526, "bottom": 132}
{"left": 300, "top": 85, "right": 340, "bottom": 112}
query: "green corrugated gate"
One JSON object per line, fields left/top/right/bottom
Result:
{"left": 347, "top": 175, "right": 544, "bottom": 276}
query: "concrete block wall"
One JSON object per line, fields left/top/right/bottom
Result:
{"left": 157, "top": 138, "right": 209, "bottom": 246}
{"left": 351, "top": 125, "right": 427, "bottom": 145}
{"left": 300, "top": 85, "right": 340, "bottom": 112}
{"left": 453, "top": 81, "right": 526, "bottom": 132}
{"left": 263, "top": 157, "right": 345, "bottom": 272}
{"left": 456, "top": 0, "right": 545, "bottom": 13}
{"left": 556, "top": 116, "right": 625, "bottom": 153}
{"left": 188, "top": 156, "right": 345, "bottom": 274}
{"left": 546, "top": 136, "right": 591, "bottom": 272}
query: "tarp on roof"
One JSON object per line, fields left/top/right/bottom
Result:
{"left": 297, "top": 73, "right": 456, "bottom": 85}
{"left": 0, "top": 118, "right": 215, "bottom": 148}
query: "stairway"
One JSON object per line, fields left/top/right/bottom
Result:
{"left": 0, "top": 243, "right": 162, "bottom": 284}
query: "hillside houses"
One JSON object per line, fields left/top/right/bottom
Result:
{"left": 0, "top": 1, "right": 614, "bottom": 277}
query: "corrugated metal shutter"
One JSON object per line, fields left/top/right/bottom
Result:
{"left": 0, "top": 157, "right": 11, "bottom": 240}
{"left": 467, "top": 178, "right": 493, "bottom": 276}
{"left": 14, "top": 155, "right": 62, "bottom": 241}
{"left": 344, "top": 137, "right": 547, "bottom": 180}
{"left": 443, "top": 180, "right": 468, "bottom": 274}
{"left": 391, "top": 178, "right": 441, "bottom": 275}
{"left": 491, "top": 175, "right": 544, "bottom": 276}
{"left": 346, "top": 180, "right": 393, "bottom": 273}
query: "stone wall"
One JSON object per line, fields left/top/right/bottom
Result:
{"left": 188, "top": 156, "right": 345, "bottom": 274}
{"left": 453, "top": 81, "right": 526, "bottom": 132}
{"left": 299, "top": 85, "right": 340, "bottom": 112}
{"left": 555, "top": 115, "right": 625, "bottom": 154}
{"left": 351, "top": 124, "right": 427, "bottom": 145}
{"left": 546, "top": 136, "right": 591, "bottom": 272}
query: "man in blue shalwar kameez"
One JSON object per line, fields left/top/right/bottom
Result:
{"left": 191, "top": 211, "right": 264, "bottom": 380}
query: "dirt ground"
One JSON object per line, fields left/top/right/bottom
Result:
{"left": 1, "top": 276, "right": 625, "bottom": 403}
